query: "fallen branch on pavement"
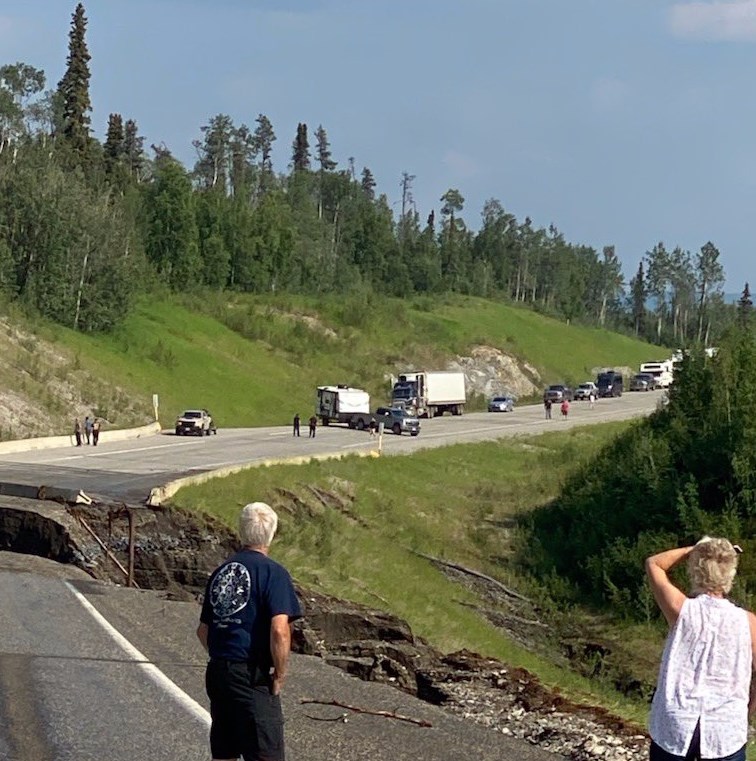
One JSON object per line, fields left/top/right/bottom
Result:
{"left": 300, "top": 699, "right": 432, "bottom": 727}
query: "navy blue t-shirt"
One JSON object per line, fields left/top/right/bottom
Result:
{"left": 200, "top": 549, "right": 302, "bottom": 665}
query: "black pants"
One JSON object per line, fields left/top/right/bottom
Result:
{"left": 205, "top": 659, "right": 285, "bottom": 761}
{"left": 650, "top": 723, "right": 746, "bottom": 761}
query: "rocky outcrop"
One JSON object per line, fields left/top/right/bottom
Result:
{"left": 448, "top": 345, "right": 542, "bottom": 399}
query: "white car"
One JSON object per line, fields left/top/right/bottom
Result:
{"left": 573, "top": 382, "right": 598, "bottom": 401}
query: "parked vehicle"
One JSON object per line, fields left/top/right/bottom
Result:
{"left": 350, "top": 407, "right": 421, "bottom": 436}
{"left": 316, "top": 386, "right": 370, "bottom": 426}
{"left": 543, "top": 384, "right": 574, "bottom": 403}
{"left": 639, "top": 360, "right": 674, "bottom": 389}
{"left": 175, "top": 409, "right": 216, "bottom": 436}
{"left": 488, "top": 395, "right": 515, "bottom": 413}
{"left": 596, "top": 371, "right": 623, "bottom": 398}
{"left": 630, "top": 373, "right": 658, "bottom": 392}
{"left": 573, "top": 382, "right": 598, "bottom": 401}
{"left": 391, "top": 371, "right": 466, "bottom": 418}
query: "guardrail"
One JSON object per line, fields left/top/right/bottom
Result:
{"left": 0, "top": 421, "right": 162, "bottom": 455}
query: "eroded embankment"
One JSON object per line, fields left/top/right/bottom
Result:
{"left": 0, "top": 494, "right": 648, "bottom": 760}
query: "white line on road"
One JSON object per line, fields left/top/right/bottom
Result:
{"left": 63, "top": 581, "right": 211, "bottom": 727}
{"left": 36, "top": 440, "right": 204, "bottom": 463}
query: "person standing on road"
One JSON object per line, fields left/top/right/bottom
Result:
{"left": 560, "top": 399, "right": 570, "bottom": 418}
{"left": 197, "top": 502, "right": 302, "bottom": 761}
{"left": 588, "top": 391, "right": 595, "bottom": 410}
{"left": 369, "top": 416, "right": 377, "bottom": 437}
{"left": 543, "top": 398, "right": 552, "bottom": 419}
{"left": 73, "top": 418, "right": 82, "bottom": 447}
{"left": 646, "top": 538, "right": 756, "bottom": 761}
{"left": 308, "top": 415, "right": 317, "bottom": 438}
{"left": 92, "top": 418, "right": 101, "bottom": 446}
{"left": 293, "top": 413, "right": 300, "bottom": 437}
{"left": 84, "top": 415, "right": 93, "bottom": 444}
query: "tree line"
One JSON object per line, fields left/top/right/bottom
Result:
{"left": 0, "top": 4, "right": 740, "bottom": 340}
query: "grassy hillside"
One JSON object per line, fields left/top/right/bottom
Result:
{"left": 3, "top": 292, "right": 665, "bottom": 434}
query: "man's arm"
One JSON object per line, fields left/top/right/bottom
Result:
{"left": 196, "top": 622, "right": 209, "bottom": 653}
{"left": 645, "top": 546, "right": 692, "bottom": 627}
{"left": 270, "top": 614, "right": 291, "bottom": 696}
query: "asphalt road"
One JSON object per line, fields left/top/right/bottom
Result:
{"left": 0, "top": 553, "right": 566, "bottom": 761}
{"left": 0, "top": 392, "right": 660, "bottom": 504}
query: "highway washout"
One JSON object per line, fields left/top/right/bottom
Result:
{"left": 0, "top": 491, "right": 649, "bottom": 760}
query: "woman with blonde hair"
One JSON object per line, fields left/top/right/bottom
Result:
{"left": 646, "top": 537, "right": 756, "bottom": 761}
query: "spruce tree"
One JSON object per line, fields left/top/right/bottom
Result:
{"left": 314, "top": 125, "right": 336, "bottom": 171}
{"left": 57, "top": 3, "right": 92, "bottom": 154}
{"left": 737, "top": 282, "right": 753, "bottom": 329}
{"left": 103, "top": 113, "right": 124, "bottom": 176}
{"left": 291, "top": 122, "right": 310, "bottom": 171}
{"left": 123, "top": 119, "right": 145, "bottom": 180}
{"left": 360, "top": 167, "right": 376, "bottom": 200}
{"left": 629, "top": 261, "right": 647, "bottom": 337}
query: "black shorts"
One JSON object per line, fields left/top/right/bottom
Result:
{"left": 205, "top": 660, "right": 285, "bottom": 761}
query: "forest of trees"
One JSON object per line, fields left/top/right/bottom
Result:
{"left": 525, "top": 293, "right": 756, "bottom": 620}
{"left": 0, "top": 4, "right": 740, "bottom": 340}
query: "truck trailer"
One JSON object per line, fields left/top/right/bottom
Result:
{"left": 316, "top": 386, "right": 370, "bottom": 426}
{"left": 391, "top": 371, "right": 466, "bottom": 418}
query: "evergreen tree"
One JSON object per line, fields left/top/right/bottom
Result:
{"left": 360, "top": 167, "right": 376, "bottom": 200}
{"left": 123, "top": 119, "right": 145, "bottom": 181}
{"left": 291, "top": 122, "right": 310, "bottom": 171}
{"left": 57, "top": 3, "right": 92, "bottom": 155}
{"left": 737, "top": 282, "right": 752, "bottom": 330}
{"left": 103, "top": 113, "right": 125, "bottom": 177}
{"left": 629, "top": 261, "right": 646, "bottom": 337}
{"left": 314, "top": 125, "right": 336, "bottom": 171}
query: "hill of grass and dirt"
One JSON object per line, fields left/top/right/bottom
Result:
{"left": 0, "top": 291, "right": 666, "bottom": 439}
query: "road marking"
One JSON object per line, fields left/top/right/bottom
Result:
{"left": 35, "top": 440, "right": 205, "bottom": 463}
{"left": 63, "top": 581, "right": 210, "bottom": 727}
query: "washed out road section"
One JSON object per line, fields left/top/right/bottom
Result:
{"left": 0, "top": 393, "right": 659, "bottom": 502}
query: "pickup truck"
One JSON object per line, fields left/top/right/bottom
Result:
{"left": 175, "top": 409, "right": 217, "bottom": 436}
{"left": 349, "top": 407, "right": 421, "bottom": 436}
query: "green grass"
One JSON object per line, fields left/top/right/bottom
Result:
{"left": 4, "top": 291, "right": 666, "bottom": 433}
{"left": 173, "top": 419, "right": 652, "bottom": 725}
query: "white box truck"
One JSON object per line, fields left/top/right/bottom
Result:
{"left": 391, "top": 371, "right": 466, "bottom": 418}
{"left": 316, "top": 386, "right": 370, "bottom": 426}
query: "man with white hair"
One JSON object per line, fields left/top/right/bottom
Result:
{"left": 197, "top": 502, "right": 301, "bottom": 761}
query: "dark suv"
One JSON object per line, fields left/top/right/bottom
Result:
{"left": 596, "top": 371, "right": 623, "bottom": 398}
{"left": 543, "top": 385, "right": 573, "bottom": 403}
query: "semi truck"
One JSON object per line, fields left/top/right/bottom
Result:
{"left": 391, "top": 371, "right": 466, "bottom": 418}
{"left": 316, "top": 385, "right": 370, "bottom": 426}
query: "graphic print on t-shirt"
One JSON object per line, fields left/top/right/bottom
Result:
{"left": 210, "top": 561, "right": 251, "bottom": 618}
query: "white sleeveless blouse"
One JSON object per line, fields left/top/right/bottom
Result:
{"left": 649, "top": 595, "right": 752, "bottom": 758}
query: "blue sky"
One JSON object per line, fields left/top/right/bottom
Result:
{"left": 2, "top": 0, "right": 755, "bottom": 288}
